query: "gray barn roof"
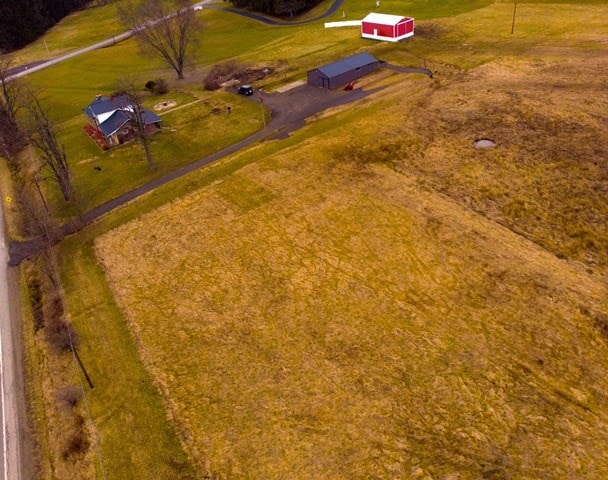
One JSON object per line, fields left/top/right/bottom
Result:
{"left": 316, "top": 52, "right": 378, "bottom": 79}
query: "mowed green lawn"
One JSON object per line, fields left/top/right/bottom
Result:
{"left": 13, "top": 0, "right": 608, "bottom": 479}
{"left": 24, "top": 32, "right": 266, "bottom": 216}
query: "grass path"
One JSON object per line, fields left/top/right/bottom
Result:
{"left": 59, "top": 242, "right": 199, "bottom": 480}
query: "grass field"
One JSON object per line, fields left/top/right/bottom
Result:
{"left": 9, "top": 0, "right": 608, "bottom": 478}
{"left": 10, "top": 1, "right": 127, "bottom": 65}
{"left": 96, "top": 113, "right": 608, "bottom": 478}
{"left": 93, "top": 5, "right": 608, "bottom": 476}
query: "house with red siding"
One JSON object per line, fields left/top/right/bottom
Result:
{"left": 83, "top": 94, "right": 162, "bottom": 148}
{"left": 361, "top": 13, "right": 414, "bottom": 42}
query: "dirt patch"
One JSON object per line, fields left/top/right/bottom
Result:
{"left": 413, "top": 21, "right": 446, "bottom": 39}
{"left": 153, "top": 100, "right": 177, "bottom": 111}
{"left": 474, "top": 138, "right": 496, "bottom": 148}
{"left": 275, "top": 80, "right": 307, "bottom": 93}
{"left": 204, "top": 61, "right": 275, "bottom": 91}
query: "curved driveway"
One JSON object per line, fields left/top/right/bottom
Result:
{"left": 9, "top": 83, "right": 384, "bottom": 265}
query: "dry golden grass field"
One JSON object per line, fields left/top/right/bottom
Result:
{"left": 95, "top": 42, "right": 608, "bottom": 480}
{"left": 97, "top": 157, "right": 608, "bottom": 478}
{"left": 87, "top": 4, "right": 608, "bottom": 479}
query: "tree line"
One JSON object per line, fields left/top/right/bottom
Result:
{"left": 0, "top": 0, "right": 111, "bottom": 53}
{"left": 229, "top": 0, "right": 322, "bottom": 18}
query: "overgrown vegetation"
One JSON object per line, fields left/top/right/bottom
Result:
{"left": 203, "top": 61, "right": 274, "bottom": 90}
{"left": 203, "top": 61, "right": 248, "bottom": 90}
{"left": 144, "top": 78, "right": 170, "bottom": 95}
{"left": 23, "top": 248, "right": 92, "bottom": 477}
{"left": 0, "top": 59, "right": 27, "bottom": 161}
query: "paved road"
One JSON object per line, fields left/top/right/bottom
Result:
{"left": 6, "top": 30, "right": 135, "bottom": 81}
{"left": 6, "top": 0, "right": 345, "bottom": 81}
{"left": 0, "top": 200, "right": 26, "bottom": 480}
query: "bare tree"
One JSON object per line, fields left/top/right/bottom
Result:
{"left": 25, "top": 92, "right": 74, "bottom": 202}
{"left": 0, "top": 57, "right": 27, "bottom": 161}
{"left": 116, "top": 78, "right": 156, "bottom": 170}
{"left": 0, "top": 57, "right": 21, "bottom": 120}
{"left": 18, "top": 175, "right": 52, "bottom": 241}
{"left": 119, "top": 0, "right": 202, "bottom": 80}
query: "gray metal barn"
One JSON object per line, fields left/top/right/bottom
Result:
{"left": 307, "top": 52, "right": 380, "bottom": 89}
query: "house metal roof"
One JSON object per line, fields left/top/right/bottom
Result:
{"left": 98, "top": 110, "right": 130, "bottom": 137}
{"left": 83, "top": 95, "right": 132, "bottom": 120}
{"left": 316, "top": 52, "right": 378, "bottom": 79}
{"left": 362, "top": 13, "right": 411, "bottom": 25}
{"left": 84, "top": 94, "right": 162, "bottom": 137}
{"left": 142, "top": 110, "right": 162, "bottom": 126}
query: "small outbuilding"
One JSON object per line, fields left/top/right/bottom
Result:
{"left": 361, "top": 13, "right": 414, "bottom": 42}
{"left": 307, "top": 52, "right": 380, "bottom": 89}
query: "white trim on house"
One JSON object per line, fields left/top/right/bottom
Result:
{"left": 96, "top": 110, "right": 117, "bottom": 124}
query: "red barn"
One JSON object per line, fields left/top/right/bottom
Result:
{"left": 361, "top": 13, "right": 414, "bottom": 42}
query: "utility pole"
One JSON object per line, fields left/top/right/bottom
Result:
{"left": 511, "top": 1, "right": 518, "bottom": 35}
{"left": 33, "top": 173, "right": 50, "bottom": 216}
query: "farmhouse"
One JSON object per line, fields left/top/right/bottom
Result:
{"left": 361, "top": 13, "right": 414, "bottom": 42}
{"left": 307, "top": 52, "right": 380, "bottom": 89}
{"left": 83, "top": 94, "right": 162, "bottom": 148}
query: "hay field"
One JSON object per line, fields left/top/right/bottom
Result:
{"left": 96, "top": 103, "right": 608, "bottom": 479}
{"left": 88, "top": 3, "right": 608, "bottom": 479}
{"left": 358, "top": 44, "right": 608, "bottom": 272}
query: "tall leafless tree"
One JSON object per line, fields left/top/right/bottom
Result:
{"left": 119, "top": 0, "right": 202, "bottom": 80}
{"left": 25, "top": 92, "right": 74, "bottom": 202}
{"left": 117, "top": 78, "right": 156, "bottom": 170}
{"left": 0, "top": 58, "right": 21, "bottom": 120}
{"left": 0, "top": 57, "right": 27, "bottom": 161}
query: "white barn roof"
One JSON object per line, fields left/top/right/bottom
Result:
{"left": 362, "top": 13, "right": 408, "bottom": 25}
